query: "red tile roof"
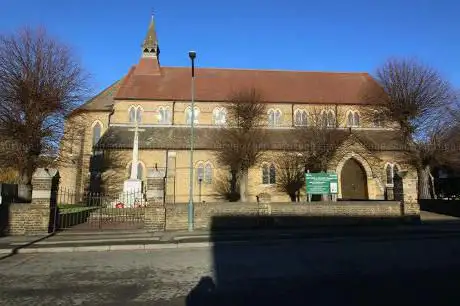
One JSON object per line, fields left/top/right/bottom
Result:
{"left": 115, "top": 62, "right": 383, "bottom": 104}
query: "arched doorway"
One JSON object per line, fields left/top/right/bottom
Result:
{"left": 340, "top": 158, "right": 368, "bottom": 200}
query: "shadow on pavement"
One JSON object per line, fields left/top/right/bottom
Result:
{"left": 185, "top": 215, "right": 460, "bottom": 306}
{"left": 0, "top": 232, "right": 55, "bottom": 261}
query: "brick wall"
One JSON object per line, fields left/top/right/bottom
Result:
{"left": 148, "top": 201, "right": 405, "bottom": 231}
{"left": 8, "top": 204, "right": 50, "bottom": 235}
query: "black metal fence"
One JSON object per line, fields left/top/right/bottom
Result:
{"left": 434, "top": 178, "right": 460, "bottom": 199}
{"left": 53, "top": 187, "right": 147, "bottom": 231}
{"left": 0, "top": 183, "right": 18, "bottom": 205}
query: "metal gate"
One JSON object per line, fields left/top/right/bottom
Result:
{"left": 53, "top": 187, "right": 147, "bottom": 231}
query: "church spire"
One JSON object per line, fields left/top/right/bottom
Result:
{"left": 142, "top": 15, "right": 160, "bottom": 59}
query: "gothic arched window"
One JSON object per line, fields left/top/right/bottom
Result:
{"left": 346, "top": 111, "right": 360, "bottom": 127}
{"left": 129, "top": 106, "right": 143, "bottom": 124}
{"left": 386, "top": 164, "right": 394, "bottom": 186}
{"left": 128, "top": 161, "right": 144, "bottom": 180}
{"left": 294, "top": 109, "right": 308, "bottom": 126}
{"left": 212, "top": 107, "right": 227, "bottom": 125}
{"left": 374, "top": 111, "right": 384, "bottom": 128}
{"left": 186, "top": 106, "right": 200, "bottom": 125}
{"left": 204, "top": 163, "right": 213, "bottom": 184}
{"left": 268, "top": 109, "right": 282, "bottom": 127}
{"left": 262, "top": 164, "right": 270, "bottom": 184}
{"left": 129, "top": 107, "right": 136, "bottom": 123}
{"left": 327, "top": 110, "right": 335, "bottom": 127}
{"left": 269, "top": 164, "right": 276, "bottom": 184}
{"left": 158, "top": 106, "right": 172, "bottom": 124}
{"left": 347, "top": 112, "right": 354, "bottom": 127}
{"left": 354, "top": 112, "right": 360, "bottom": 127}
{"left": 262, "top": 163, "right": 276, "bottom": 184}
{"left": 92, "top": 122, "right": 102, "bottom": 147}
{"left": 136, "top": 107, "right": 142, "bottom": 124}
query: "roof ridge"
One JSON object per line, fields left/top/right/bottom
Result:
{"left": 161, "top": 66, "right": 370, "bottom": 75}
{"left": 80, "top": 79, "right": 122, "bottom": 106}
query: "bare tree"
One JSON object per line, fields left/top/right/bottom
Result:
{"left": 0, "top": 28, "right": 89, "bottom": 197}
{"left": 275, "top": 153, "right": 305, "bottom": 202}
{"left": 299, "top": 107, "right": 345, "bottom": 172}
{"left": 213, "top": 172, "right": 241, "bottom": 202}
{"left": 363, "top": 58, "right": 456, "bottom": 199}
{"left": 275, "top": 107, "right": 345, "bottom": 201}
{"left": 213, "top": 88, "right": 267, "bottom": 202}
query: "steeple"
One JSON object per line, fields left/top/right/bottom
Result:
{"left": 142, "top": 15, "right": 160, "bottom": 59}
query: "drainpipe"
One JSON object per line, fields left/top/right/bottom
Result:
{"left": 172, "top": 101, "right": 176, "bottom": 125}
{"left": 164, "top": 149, "right": 169, "bottom": 204}
{"left": 108, "top": 104, "right": 115, "bottom": 127}
{"left": 335, "top": 104, "right": 338, "bottom": 128}
{"left": 291, "top": 103, "right": 294, "bottom": 127}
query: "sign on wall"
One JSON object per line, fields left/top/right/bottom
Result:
{"left": 305, "top": 173, "right": 338, "bottom": 195}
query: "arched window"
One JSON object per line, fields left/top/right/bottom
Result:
{"left": 129, "top": 106, "right": 143, "bottom": 124}
{"left": 212, "top": 107, "right": 227, "bottom": 125}
{"left": 346, "top": 111, "right": 360, "bottom": 127}
{"left": 347, "top": 112, "right": 354, "bottom": 127}
{"left": 268, "top": 109, "right": 275, "bottom": 127}
{"left": 262, "top": 163, "right": 276, "bottom": 184}
{"left": 196, "top": 162, "right": 204, "bottom": 182}
{"left": 136, "top": 107, "right": 142, "bottom": 124}
{"left": 129, "top": 107, "right": 136, "bottom": 123}
{"left": 186, "top": 106, "right": 200, "bottom": 124}
{"left": 92, "top": 122, "right": 102, "bottom": 147}
{"left": 275, "top": 109, "right": 282, "bottom": 126}
{"left": 321, "top": 110, "right": 335, "bottom": 127}
{"left": 295, "top": 109, "right": 308, "bottom": 126}
{"left": 354, "top": 112, "right": 360, "bottom": 127}
{"left": 374, "top": 112, "right": 384, "bottom": 128}
{"left": 386, "top": 164, "right": 394, "bottom": 186}
{"left": 158, "top": 106, "right": 172, "bottom": 124}
{"left": 327, "top": 110, "right": 335, "bottom": 127}
{"left": 128, "top": 161, "right": 144, "bottom": 180}
{"left": 269, "top": 164, "right": 276, "bottom": 184}
{"left": 204, "top": 163, "right": 213, "bottom": 184}
{"left": 321, "top": 111, "right": 328, "bottom": 127}
{"left": 262, "top": 164, "right": 270, "bottom": 184}
{"left": 268, "top": 109, "right": 282, "bottom": 127}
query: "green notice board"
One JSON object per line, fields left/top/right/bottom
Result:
{"left": 305, "top": 173, "right": 338, "bottom": 194}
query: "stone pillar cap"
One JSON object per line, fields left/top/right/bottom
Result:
{"left": 32, "top": 168, "right": 59, "bottom": 179}
{"left": 148, "top": 169, "right": 166, "bottom": 178}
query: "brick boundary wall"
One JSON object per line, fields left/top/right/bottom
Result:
{"left": 8, "top": 204, "right": 50, "bottom": 235}
{"left": 6, "top": 168, "right": 59, "bottom": 236}
{"left": 144, "top": 201, "right": 407, "bottom": 231}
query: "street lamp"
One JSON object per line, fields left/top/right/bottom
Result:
{"left": 188, "top": 50, "right": 196, "bottom": 232}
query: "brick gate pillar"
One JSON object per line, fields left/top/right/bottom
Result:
{"left": 9, "top": 168, "right": 60, "bottom": 235}
{"left": 400, "top": 169, "right": 420, "bottom": 221}
{"left": 144, "top": 169, "right": 166, "bottom": 231}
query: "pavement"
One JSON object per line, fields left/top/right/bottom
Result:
{"left": 1, "top": 229, "right": 460, "bottom": 305}
{"left": 0, "top": 210, "right": 459, "bottom": 255}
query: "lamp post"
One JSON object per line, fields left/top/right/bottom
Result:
{"left": 188, "top": 50, "right": 196, "bottom": 232}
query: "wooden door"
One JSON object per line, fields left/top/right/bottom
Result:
{"left": 340, "top": 159, "right": 368, "bottom": 200}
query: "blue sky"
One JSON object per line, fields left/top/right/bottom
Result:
{"left": 2, "top": 0, "right": 460, "bottom": 95}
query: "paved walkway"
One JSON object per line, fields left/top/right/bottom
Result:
{"left": 420, "top": 210, "right": 460, "bottom": 222}
{"left": 2, "top": 217, "right": 460, "bottom": 255}
{"left": 0, "top": 210, "right": 458, "bottom": 255}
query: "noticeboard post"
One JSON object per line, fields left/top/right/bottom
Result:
{"left": 305, "top": 173, "right": 338, "bottom": 201}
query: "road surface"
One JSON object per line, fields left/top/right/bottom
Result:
{"left": 1, "top": 233, "right": 460, "bottom": 305}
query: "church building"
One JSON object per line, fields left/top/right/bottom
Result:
{"left": 58, "top": 17, "right": 418, "bottom": 204}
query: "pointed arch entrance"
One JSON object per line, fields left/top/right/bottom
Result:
{"left": 340, "top": 158, "right": 368, "bottom": 200}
